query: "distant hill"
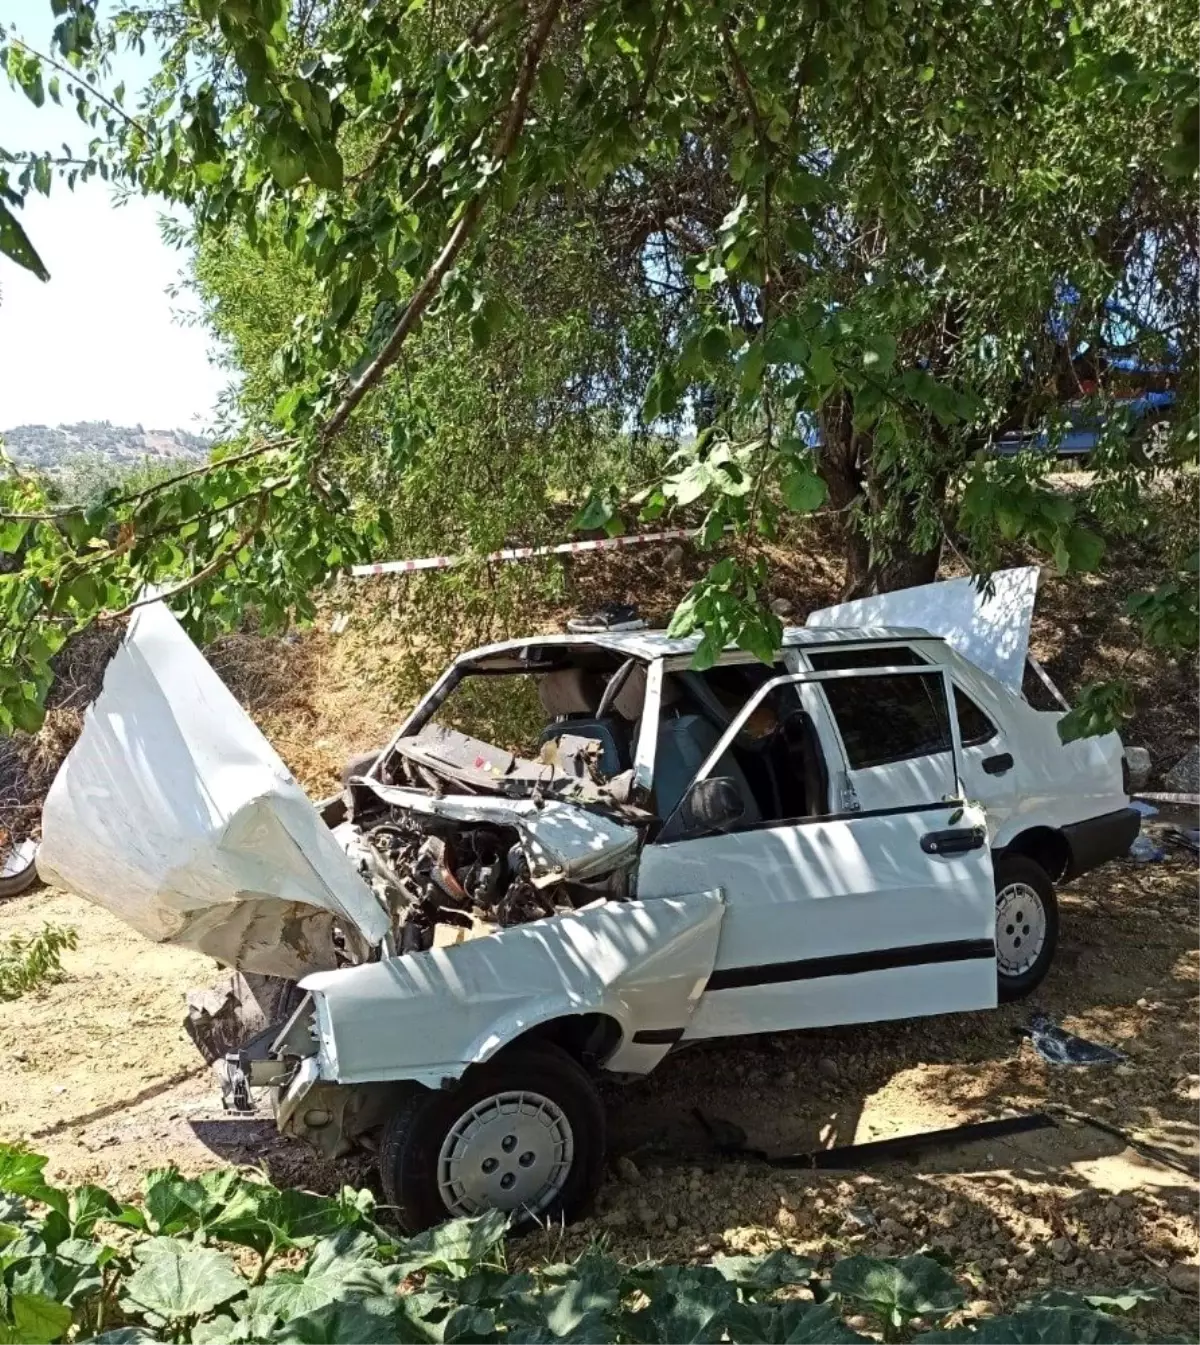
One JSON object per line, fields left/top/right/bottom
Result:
{"left": 1, "top": 421, "right": 211, "bottom": 474}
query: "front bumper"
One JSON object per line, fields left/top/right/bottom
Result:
{"left": 1062, "top": 807, "right": 1141, "bottom": 880}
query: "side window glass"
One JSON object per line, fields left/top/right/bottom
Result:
{"left": 954, "top": 687, "right": 998, "bottom": 747}
{"left": 819, "top": 671, "right": 951, "bottom": 769}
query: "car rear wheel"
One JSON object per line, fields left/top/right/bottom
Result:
{"left": 378, "top": 1043, "right": 606, "bottom": 1234}
{"left": 993, "top": 854, "right": 1058, "bottom": 1002}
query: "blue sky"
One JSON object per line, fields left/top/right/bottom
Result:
{"left": 1, "top": 0, "right": 228, "bottom": 432}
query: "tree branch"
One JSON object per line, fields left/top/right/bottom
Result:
{"left": 320, "top": 0, "right": 562, "bottom": 441}
{"left": 11, "top": 38, "right": 148, "bottom": 137}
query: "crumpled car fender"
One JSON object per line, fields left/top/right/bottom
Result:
{"left": 299, "top": 892, "right": 726, "bottom": 1089}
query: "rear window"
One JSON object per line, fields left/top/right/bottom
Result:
{"left": 808, "top": 646, "right": 998, "bottom": 756}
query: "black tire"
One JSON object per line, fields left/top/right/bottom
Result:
{"left": 994, "top": 854, "right": 1059, "bottom": 1002}
{"left": 378, "top": 1043, "right": 606, "bottom": 1234}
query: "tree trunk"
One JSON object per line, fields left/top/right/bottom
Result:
{"left": 817, "top": 395, "right": 944, "bottom": 600}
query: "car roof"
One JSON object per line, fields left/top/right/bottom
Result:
{"left": 457, "top": 624, "right": 942, "bottom": 666}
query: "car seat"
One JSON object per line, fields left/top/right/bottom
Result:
{"left": 537, "top": 668, "right": 627, "bottom": 777}
{"left": 653, "top": 711, "right": 761, "bottom": 826}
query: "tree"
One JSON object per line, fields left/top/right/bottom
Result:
{"left": 1, "top": 0, "right": 1195, "bottom": 738}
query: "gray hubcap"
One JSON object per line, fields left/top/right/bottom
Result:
{"left": 995, "top": 881, "right": 1047, "bottom": 977}
{"left": 437, "top": 1090, "right": 573, "bottom": 1217}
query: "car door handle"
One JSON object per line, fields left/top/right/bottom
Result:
{"left": 921, "top": 826, "right": 987, "bottom": 856}
{"left": 981, "top": 752, "right": 1014, "bottom": 775}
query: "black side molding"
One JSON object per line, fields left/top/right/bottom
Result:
{"left": 707, "top": 938, "right": 996, "bottom": 991}
{"left": 631, "top": 1027, "right": 686, "bottom": 1046}
{"left": 1060, "top": 807, "right": 1141, "bottom": 881}
{"left": 982, "top": 752, "right": 1014, "bottom": 775}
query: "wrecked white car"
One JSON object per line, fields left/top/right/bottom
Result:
{"left": 38, "top": 568, "right": 1138, "bottom": 1231}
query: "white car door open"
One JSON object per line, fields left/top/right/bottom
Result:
{"left": 636, "top": 667, "right": 998, "bottom": 1040}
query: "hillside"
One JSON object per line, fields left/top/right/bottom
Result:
{"left": 1, "top": 421, "right": 210, "bottom": 474}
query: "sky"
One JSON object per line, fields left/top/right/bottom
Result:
{"left": 0, "top": 1, "right": 229, "bottom": 433}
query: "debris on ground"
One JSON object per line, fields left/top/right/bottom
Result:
{"left": 1020, "top": 1015, "right": 1127, "bottom": 1066}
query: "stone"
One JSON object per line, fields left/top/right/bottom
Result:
{"left": 1168, "top": 1263, "right": 1198, "bottom": 1293}
{"left": 1164, "top": 744, "right": 1200, "bottom": 794}
{"left": 637, "top": 1204, "right": 655, "bottom": 1230}
{"left": 602, "top": 1208, "right": 629, "bottom": 1229}
{"left": 1124, "top": 746, "right": 1152, "bottom": 790}
{"left": 844, "top": 1206, "right": 876, "bottom": 1231}
{"left": 1050, "top": 1237, "right": 1073, "bottom": 1263}
{"left": 968, "top": 1300, "right": 996, "bottom": 1318}
{"left": 616, "top": 1155, "right": 642, "bottom": 1185}
{"left": 880, "top": 1217, "right": 907, "bottom": 1238}
{"left": 817, "top": 1057, "right": 840, "bottom": 1081}
{"left": 665, "top": 1212, "right": 679, "bottom": 1232}
{"left": 770, "top": 596, "right": 794, "bottom": 618}
{"left": 663, "top": 544, "right": 685, "bottom": 574}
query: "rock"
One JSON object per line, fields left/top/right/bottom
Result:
{"left": 817, "top": 1057, "right": 840, "bottom": 1081}
{"left": 602, "top": 1208, "right": 629, "bottom": 1229}
{"left": 775, "top": 1207, "right": 798, "bottom": 1232}
{"left": 770, "top": 597, "right": 794, "bottom": 618}
{"left": 880, "top": 1217, "right": 906, "bottom": 1238}
{"left": 665, "top": 1212, "right": 679, "bottom": 1232}
{"left": 637, "top": 1204, "right": 655, "bottom": 1230}
{"left": 1164, "top": 744, "right": 1200, "bottom": 793}
{"left": 663, "top": 544, "right": 685, "bottom": 574}
{"left": 1168, "top": 1262, "right": 1198, "bottom": 1293}
{"left": 844, "top": 1206, "right": 876, "bottom": 1231}
{"left": 968, "top": 1300, "right": 996, "bottom": 1318}
{"left": 1124, "top": 746, "right": 1152, "bottom": 790}
{"left": 1050, "top": 1237, "right": 1073, "bottom": 1263}
{"left": 616, "top": 1155, "right": 642, "bottom": 1185}
{"left": 1137, "top": 997, "right": 1151, "bottom": 1010}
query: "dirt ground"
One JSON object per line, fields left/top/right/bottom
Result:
{"left": 0, "top": 842, "right": 1195, "bottom": 1334}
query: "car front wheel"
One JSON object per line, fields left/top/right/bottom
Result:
{"left": 378, "top": 1043, "right": 606, "bottom": 1234}
{"left": 993, "top": 854, "right": 1059, "bottom": 1002}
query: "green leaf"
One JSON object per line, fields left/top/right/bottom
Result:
{"left": 263, "top": 132, "right": 306, "bottom": 188}
{"left": 724, "top": 1300, "right": 862, "bottom": 1343}
{"left": 250, "top": 1230, "right": 379, "bottom": 1324}
{"left": 120, "top": 1237, "right": 246, "bottom": 1322}
{"left": 915, "top": 1307, "right": 1140, "bottom": 1343}
{"left": 781, "top": 469, "right": 828, "bottom": 514}
{"left": 700, "top": 326, "right": 731, "bottom": 364}
{"left": 0, "top": 1294, "right": 72, "bottom": 1345}
{"left": 392, "top": 1210, "right": 508, "bottom": 1279}
{"left": 570, "top": 493, "right": 614, "bottom": 531}
{"left": 0, "top": 201, "right": 50, "bottom": 281}
{"left": 304, "top": 136, "right": 344, "bottom": 191}
{"left": 1020, "top": 1288, "right": 1163, "bottom": 1315}
{"left": 861, "top": 331, "right": 896, "bottom": 373}
{"left": 831, "top": 1255, "right": 964, "bottom": 1329}
{"left": 271, "top": 1296, "right": 400, "bottom": 1343}
{"left": 713, "top": 1248, "right": 816, "bottom": 1289}
{"left": 1064, "top": 526, "right": 1105, "bottom": 572}
{"left": 809, "top": 344, "right": 836, "bottom": 387}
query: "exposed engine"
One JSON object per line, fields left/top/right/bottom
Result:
{"left": 336, "top": 809, "right": 630, "bottom": 956}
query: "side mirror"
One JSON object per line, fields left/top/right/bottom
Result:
{"left": 680, "top": 777, "right": 745, "bottom": 835}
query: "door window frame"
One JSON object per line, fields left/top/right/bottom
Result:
{"left": 657, "top": 665, "right": 967, "bottom": 841}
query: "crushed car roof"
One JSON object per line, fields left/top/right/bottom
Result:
{"left": 457, "top": 624, "right": 939, "bottom": 665}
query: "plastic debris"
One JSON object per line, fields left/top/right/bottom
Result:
{"left": 1022, "top": 1014, "right": 1126, "bottom": 1067}
{"left": 1128, "top": 832, "right": 1166, "bottom": 863}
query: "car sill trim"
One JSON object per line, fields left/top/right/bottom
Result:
{"left": 706, "top": 938, "right": 996, "bottom": 991}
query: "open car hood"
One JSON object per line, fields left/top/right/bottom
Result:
{"left": 806, "top": 566, "right": 1039, "bottom": 694}
{"left": 37, "top": 603, "right": 390, "bottom": 979}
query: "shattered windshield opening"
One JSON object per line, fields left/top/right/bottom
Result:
{"left": 337, "top": 651, "right": 650, "bottom": 956}
{"left": 384, "top": 651, "right": 644, "bottom": 801}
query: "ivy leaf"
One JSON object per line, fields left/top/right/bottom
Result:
{"left": 120, "top": 1237, "right": 246, "bottom": 1322}
{"left": 831, "top": 1255, "right": 964, "bottom": 1330}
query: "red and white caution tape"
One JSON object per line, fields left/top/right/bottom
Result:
{"left": 351, "top": 527, "right": 702, "bottom": 578}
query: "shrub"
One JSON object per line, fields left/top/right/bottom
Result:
{"left": 0, "top": 923, "right": 77, "bottom": 1000}
{"left": 0, "top": 1143, "right": 1176, "bottom": 1343}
